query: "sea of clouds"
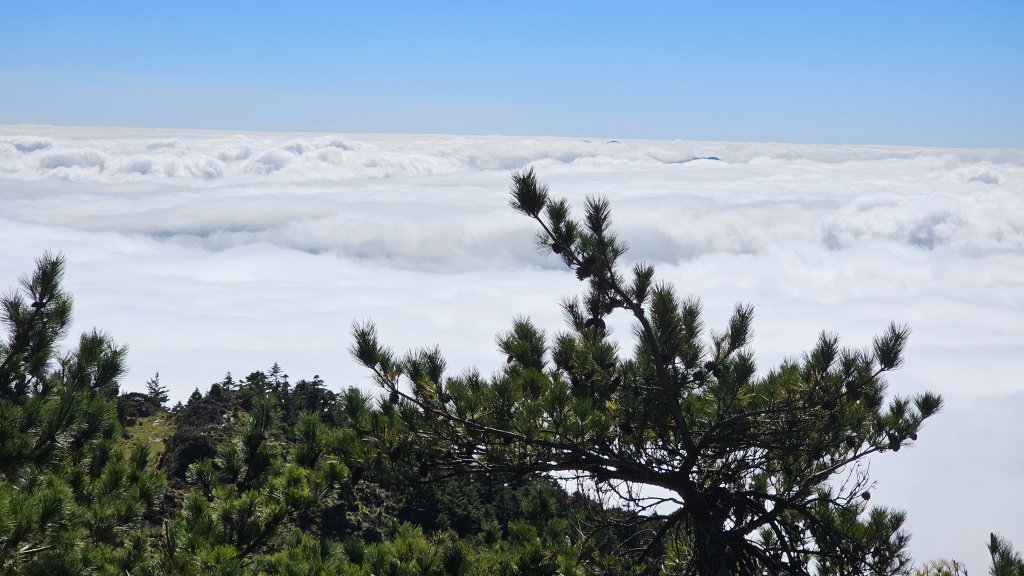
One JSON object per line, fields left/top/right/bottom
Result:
{"left": 1, "top": 124, "right": 1022, "bottom": 569}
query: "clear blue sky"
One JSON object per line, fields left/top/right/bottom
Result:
{"left": 2, "top": 1, "right": 1021, "bottom": 147}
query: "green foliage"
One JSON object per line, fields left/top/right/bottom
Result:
{"left": 916, "top": 534, "right": 1024, "bottom": 576}
{"left": 351, "top": 169, "right": 945, "bottom": 575}
{"left": 152, "top": 364, "right": 630, "bottom": 575}
{"left": 0, "top": 253, "right": 164, "bottom": 575}
{"left": 990, "top": 533, "right": 1024, "bottom": 576}
{"left": 3, "top": 176, "right": 983, "bottom": 576}
{"left": 162, "top": 380, "right": 232, "bottom": 480}
{"left": 159, "top": 382, "right": 351, "bottom": 574}
{"left": 146, "top": 372, "right": 170, "bottom": 406}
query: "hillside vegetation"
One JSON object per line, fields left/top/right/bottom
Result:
{"left": 2, "top": 171, "right": 1022, "bottom": 575}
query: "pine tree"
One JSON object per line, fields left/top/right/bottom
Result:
{"left": 0, "top": 253, "right": 164, "bottom": 575}
{"left": 989, "top": 533, "right": 1024, "bottom": 576}
{"left": 146, "top": 371, "right": 170, "bottom": 406}
{"left": 351, "top": 169, "right": 943, "bottom": 575}
{"left": 162, "top": 394, "right": 349, "bottom": 574}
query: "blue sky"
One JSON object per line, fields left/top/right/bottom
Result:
{"left": 2, "top": 1, "right": 1021, "bottom": 147}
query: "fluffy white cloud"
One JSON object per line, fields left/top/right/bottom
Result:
{"left": 1, "top": 125, "right": 1022, "bottom": 570}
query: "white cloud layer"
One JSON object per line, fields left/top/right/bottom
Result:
{"left": 1, "top": 125, "right": 1022, "bottom": 570}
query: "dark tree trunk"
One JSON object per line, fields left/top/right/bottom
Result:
{"left": 691, "top": 525, "right": 738, "bottom": 576}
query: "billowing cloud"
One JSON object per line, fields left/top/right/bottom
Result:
{"left": 1, "top": 125, "right": 1022, "bottom": 570}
